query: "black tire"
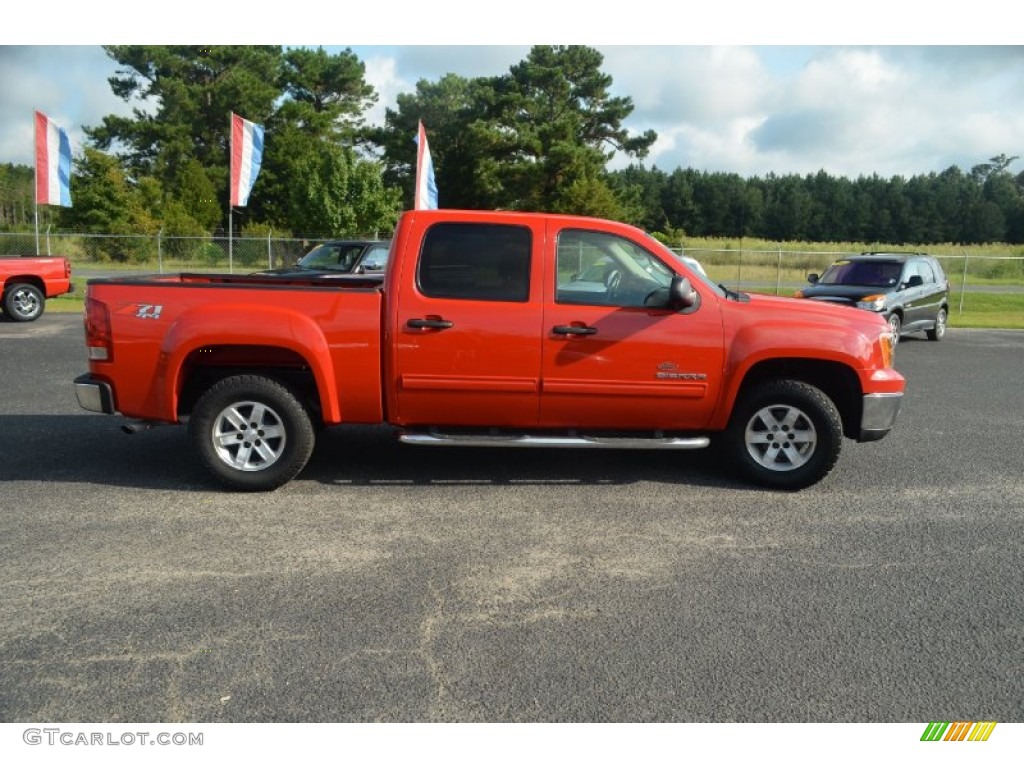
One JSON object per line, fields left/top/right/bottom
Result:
{"left": 886, "top": 312, "right": 902, "bottom": 344}
{"left": 189, "top": 374, "right": 315, "bottom": 491}
{"left": 3, "top": 282, "right": 45, "bottom": 322}
{"left": 926, "top": 307, "right": 947, "bottom": 341}
{"left": 726, "top": 379, "right": 842, "bottom": 490}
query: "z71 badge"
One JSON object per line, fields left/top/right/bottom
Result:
{"left": 135, "top": 304, "right": 163, "bottom": 320}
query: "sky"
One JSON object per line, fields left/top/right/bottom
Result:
{"left": 1, "top": 3, "right": 1021, "bottom": 182}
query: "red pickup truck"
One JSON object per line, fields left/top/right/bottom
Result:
{"left": 1, "top": 255, "right": 73, "bottom": 321}
{"left": 74, "top": 209, "right": 904, "bottom": 491}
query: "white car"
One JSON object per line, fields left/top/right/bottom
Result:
{"left": 678, "top": 254, "right": 707, "bottom": 277}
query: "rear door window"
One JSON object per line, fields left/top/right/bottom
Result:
{"left": 417, "top": 223, "right": 532, "bottom": 302}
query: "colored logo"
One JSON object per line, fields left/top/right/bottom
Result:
{"left": 921, "top": 721, "right": 997, "bottom": 741}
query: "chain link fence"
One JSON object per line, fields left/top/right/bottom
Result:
{"left": 670, "top": 247, "right": 1024, "bottom": 302}
{"left": 3, "top": 230, "right": 1022, "bottom": 300}
{"left": 0, "top": 230, "right": 375, "bottom": 273}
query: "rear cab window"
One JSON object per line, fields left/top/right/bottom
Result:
{"left": 417, "top": 223, "right": 532, "bottom": 302}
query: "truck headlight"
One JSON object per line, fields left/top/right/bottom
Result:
{"left": 857, "top": 294, "right": 886, "bottom": 312}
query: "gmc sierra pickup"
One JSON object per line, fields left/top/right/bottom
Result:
{"left": 1, "top": 255, "right": 73, "bottom": 321}
{"left": 74, "top": 209, "right": 904, "bottom": 491}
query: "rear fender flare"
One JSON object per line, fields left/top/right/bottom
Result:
{"left": 157, "top": 304, "right": 341, "bottom": 422}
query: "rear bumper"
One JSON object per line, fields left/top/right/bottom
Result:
{"left": 74, "top": 373, "right": 116, "bottom": 414}
{"left": 858, "top": 392, "right": 903, "bottom": 442}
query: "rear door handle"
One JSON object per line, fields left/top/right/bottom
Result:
{"left": 407, "top": 317, "right": 454, "bottom": 330}
{"left": 552, "top": 324, "right": 597, "bottom": 336}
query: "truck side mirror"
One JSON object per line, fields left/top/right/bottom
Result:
{"left": 807, "top": 273, "right": 819, "bottom": 284}
{"left": 669, "top": 275, "right": 697, "bottom": 310}
{"left": 906, "top": 275, "right": 924, "bottom": 288}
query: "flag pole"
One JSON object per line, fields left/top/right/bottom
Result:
{"left": 228, "top": 207, "right": 234, "bottom": 274}
{"left": 228, "top": 112, "right": 233, "bottom": 274}
{"left": 33, "top": 111, "right": 40, "bottom": 254}
{"left": 226, "top": 111, "right": 263, "bottom": 273}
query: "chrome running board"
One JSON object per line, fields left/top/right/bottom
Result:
{"left": 398, "top": 430, "right": 710, "bottom": 450}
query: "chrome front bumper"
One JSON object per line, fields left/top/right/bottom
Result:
{"left": 858, "top": 392, "right": 903, "bottom": 442}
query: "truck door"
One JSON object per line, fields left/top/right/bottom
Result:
{"left": 540, "top": 226, "right": 725, "bottom": 430}
{"left": 391, "top": 220, "right": 544, "bottom": 427}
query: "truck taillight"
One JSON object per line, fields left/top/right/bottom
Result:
{"left": 84, "top": 296, "right": 112, "bottom": 362}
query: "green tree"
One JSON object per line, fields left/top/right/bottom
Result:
{"left": 85, "top": 45, "right": 398, "bottom": 237}
{"left": 173, "top": 158, "right": 221, "bottom": 231}
{"left": 762, "top": 174, "right": 813, "bottom": 241}
{"left": 371, "top": 73, "right": 502, "bottom": 210}
{"left": 484, "top": 45, "right": 656, "bottom": 214}
{"left": 258, "top": 45, "right": 397, "bottom": 231}
{"left": 977, "top": 156, "right": 1023, "bottom": 242}
{"left": 608, "top": 165, "right": 668, "bottom": 231}
{"left": 88, "top": 45, "right": 282, "bottom": 203}
{"left": 57, "top": 147, "right": 157, "bottom": 262}
{"left": 277, "top": 47, "right": 376, "bottom": 139}
{"left": 258, "top": 47, "right": 392, "bottom": 231}
{"left": 662, "top": 168, "right": 700, "bottom": 235}
{"left": 372, "top": 46, "right": 656, "bottom": 217}
{"left": 0, "top": 163, "right": 36, "bottom": 230}
{"left": 287, "top": 144, "right": 400, "bottom": 236}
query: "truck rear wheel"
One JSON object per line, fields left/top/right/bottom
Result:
{"left": 3, "top": 283, "right": 45, "bottom": 322}
{"left": 189, "top": 374, "right": 315, "bottom": 491}
{"left": 726, "top": 379, "right": 842, "bottom": 490}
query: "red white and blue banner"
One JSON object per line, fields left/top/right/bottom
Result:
{"left": 230, "top": 112, "right": 264, "bottom": 207}
{"left": 414, "top": 120, "right": 438, "bottom": 210}
{"left": 34, "top": 110, "right": 72, "bottom": 207}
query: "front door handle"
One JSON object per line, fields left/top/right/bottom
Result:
{"left": 407, "top": 317, "right": 454, "bottom": 330}
{"left": 552, "top": 324, "right": 598, "bottom": 336}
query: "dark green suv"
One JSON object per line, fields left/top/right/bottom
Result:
{"left": 796, "top": 253, "right": 950, "bottom": 343}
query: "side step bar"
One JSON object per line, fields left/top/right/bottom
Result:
{"left": 398, "top": 430, "right": 710, "bottom": 450}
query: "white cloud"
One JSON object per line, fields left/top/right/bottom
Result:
{"left": 0, "top": 46, "right": 135, "bottom": 165}
{"left": 615, "top": 45, "right": 1024, "bottom": 179}
{"left": 605, "top": 46, "right": 774, "bottom": 126}
{"left": 362, "top": 55, "right": 410, "bottom": 127}
{"left": 1, "top": 44, "right": 1022, "bottom": 182}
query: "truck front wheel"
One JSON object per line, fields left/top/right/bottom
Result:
{"left": 189, "top": 374, "right": 315, "bottom": 491}
{"left": 3, "top": 283, "right": 45, "bottom": 322}
{"left": 726, "top": 379, "right": 842, "bottom": 490}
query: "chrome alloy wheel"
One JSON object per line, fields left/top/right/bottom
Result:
{"left": 11, "top": 286, "right": 41, "bottom": 317}
{"left": 743, "top": 404, "right": 818, "bottom": 471}
{"left": 211, "top": 400, "right": 287, "bottom": 471}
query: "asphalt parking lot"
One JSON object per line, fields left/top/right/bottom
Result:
{"left": 1, "top": 314, "right": 1022, "bottom": 723}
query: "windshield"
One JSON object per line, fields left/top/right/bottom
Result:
{"left": 639, "top": 232, "right": 724, "bottom": 296}
{"left": 297, "top": 243, "right": 368, "bottom": 272}
{"left": 819, "top": 260, "right": 903, "bottom": 287}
